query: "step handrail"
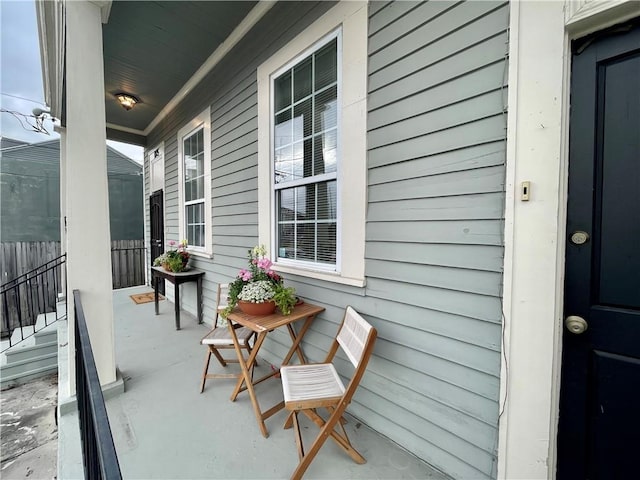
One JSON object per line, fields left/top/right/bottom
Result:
{"left": 1, "top": 254, "right": 67, "bottom": 292}
{"left": 1, "top": 254, "right": 66, "bottom": 352}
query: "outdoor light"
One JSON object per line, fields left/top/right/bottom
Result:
{"left": 115, "top": 93, "right": 140, "bottom": 111}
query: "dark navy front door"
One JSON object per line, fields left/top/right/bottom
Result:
{"left": 150, "top": 189, "right": 164, "bottom": 295}
{"left": 557, "top": 19, "right": 640, "bottom": 480}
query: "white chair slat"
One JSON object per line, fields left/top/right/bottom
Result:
{"left": 282, "top": 364, "right": 345, "bottom": 402}
{"left": 337, "top": 306, "right": 371, "bottom": 367}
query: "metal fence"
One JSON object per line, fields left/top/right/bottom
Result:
{"left": 110, "top": 240, "right": 146, "bottom": 289}
{"left": 74, "top": 290, "right": 122, "bottom": 480}
{"left": 1, "top": 240, "right": 146, "bottom": 290}
{"left": 1, "top": 240, "right": 146, "bottom": 340}
{"left": 1, "top": 254, "right": 66, "bottom": 344}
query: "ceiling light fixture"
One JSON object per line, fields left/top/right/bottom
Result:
{"left": 115, "top": 93, "right": 140, "bottom": 111}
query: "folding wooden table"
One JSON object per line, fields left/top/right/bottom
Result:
{"left": 226, "top": 302, "right": 325, "bottom": 437}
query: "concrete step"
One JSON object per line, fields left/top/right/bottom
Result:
{"left": 0, "top": 351, "right": 58, "bottom": 388}
{"left": 8, "top": 312, "right": 59, "bottom": 346}
{"left": 5, "top": 340, "right": 58, "bottom": 363}
{"left": 11, "top": 324, "right": 37, "bottom": 344}
{"left": 35, "top": 315, "right": 59, "bottom": 345}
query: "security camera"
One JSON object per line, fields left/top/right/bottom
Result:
{"left": 32, "top": 107, "right": 50, "bottom": 117}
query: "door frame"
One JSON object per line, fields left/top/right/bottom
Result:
{"left": 146, "top": 142, "right": 165, "bottom": 286}
{"left": 498, "top": 1, "right": 639, "bottom": 479}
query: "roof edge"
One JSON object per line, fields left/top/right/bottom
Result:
{"left": 35, "top": 0, "right": 65, "bottom": 118}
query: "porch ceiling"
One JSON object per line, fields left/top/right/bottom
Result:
{"left": 102, "top": 1, "right": 257, "bottom": 135}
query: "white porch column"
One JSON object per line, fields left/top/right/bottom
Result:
{"left": 65, "top": 0, "right": 116, "bottom": 389}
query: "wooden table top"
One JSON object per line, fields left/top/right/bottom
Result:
{"left": 226, "top": 302, "right": 325, "bottom": 332}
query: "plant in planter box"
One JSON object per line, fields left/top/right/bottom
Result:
{"left": 153, "top": 239, "right": 190, "bottom": 272}
{"left": 223, "top": 245, "right": 296, "bottom": 317}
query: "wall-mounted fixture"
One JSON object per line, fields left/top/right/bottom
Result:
{"left": 115, "top": 93, "right": 140, "bottom": 111}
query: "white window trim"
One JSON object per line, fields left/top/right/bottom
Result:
{"left": 257, "top": 1, "right": 367, "bottom": 287}
{"left": 177, "top": 107, "right": 212, "bottom": 257}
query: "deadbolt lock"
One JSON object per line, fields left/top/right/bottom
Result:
{"left": 570, "top": 231, "right": 590, "bottom": 245}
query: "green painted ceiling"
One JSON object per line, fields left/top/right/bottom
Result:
{"left": 103, "top": 1, "right": 257, "bottom": 134}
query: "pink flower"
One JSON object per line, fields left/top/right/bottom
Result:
{"left": 239, "top": 269, "right": 253, "bottom": 281}
{"left": 257, "top": 258, "right": 272, "bottom": 270}
{"left": 169, "top": 240, "right": 176, "bottom": 246}
{"left": 267, "top": 271, "right": 280, "bottom": 281}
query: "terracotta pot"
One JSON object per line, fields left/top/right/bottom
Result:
{"left": 237, "top": 300, "right": 276, "bottom": 316}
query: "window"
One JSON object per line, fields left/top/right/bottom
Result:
{"left": 178, "top": 108, "right": 211, "bottom": 256}
{"left": 258, "top": 1, "right": 367, "bottom": 286}
{"left": 273, "top": 37, "right": 338, "bottom": 267}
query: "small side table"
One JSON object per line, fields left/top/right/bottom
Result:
{"left": 151, "top": 266, "right": 205, "bottom": 330}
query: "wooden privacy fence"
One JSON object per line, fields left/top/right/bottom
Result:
{"left": 110, "top": 240, "right": 146, "bottom": 289}
{"left": 1, "top": 240, "right": 146, "bottom": 338}
{"left": 0, "top": 241, "right": 61, "bottom": 286}
{"left": 1, "top": 241, "right": 146, "bottom": 290}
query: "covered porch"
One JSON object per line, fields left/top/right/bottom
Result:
{"left": 58, "top": 286, "right": 447, "bottom": 479}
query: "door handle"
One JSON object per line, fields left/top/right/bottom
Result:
{"left": 565, "top": 315, "right": 588, "bottom": 334}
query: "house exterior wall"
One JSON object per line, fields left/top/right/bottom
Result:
{"left": 0, "top": 142, "right": 143, "bottom": 242}
{"left": 365, "top": 2, "right": 507, "bottom": 478}
{"left": 146, "top": 1, "right": 508, "bottom": 478}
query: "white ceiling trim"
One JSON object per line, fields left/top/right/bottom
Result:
{"left": 142, "top": 0, "right": 277, "bottom": 136}
{"left": 106, "top": 122, "right": 145, "bottom": 136}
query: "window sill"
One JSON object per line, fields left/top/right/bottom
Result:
{"left": 187, "top": 250, "right": 212, "bottom": 260}
{"left": 273, "top": 263, "right": 365, "bottom": 288}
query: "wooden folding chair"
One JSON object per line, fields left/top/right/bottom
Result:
{"left": 199, "top": 283, "right": 256, "bottom": 392}
{"left": 280, "top": 306, "right": 378, "bottom": 480}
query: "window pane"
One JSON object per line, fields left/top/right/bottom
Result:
{"left": 278, "top": 188, "right": 295, "bottom": 221}
{"left": 296, "top": 223, "right": 315, "bottom": 261}
{"left": 293, "top": 57, "right": 312, "bottom": 102}
{"left": 316, "top": 181, "right": 336, "bottom": 220}
{"left": 300, "top": 138, "right": 312, "bottom": 179}
{"left": 317, "top": 222, "right": 336, "bottom": 264}
{"left": 315, "top": 39, "right": 337, "bottom": 90}
{"left": 278, "top": 223, "right": 295, "bottom": 258}
{"left": 314, "top": 85, "right": 337, "bottom": 132}
{"left": 296, "top": 185, "right": 315, "bottom": 221}
{"left": 275, "top": 110, "right": 292, "bottom": 149}
{"left": 197, "top": 175, "right": 204, "bottom": 200}
{"left": 293, "top": 99, "right": 312, "bottom": 139}
{"left": 275, "top": 71, "right": 292, "bottom": 112}
{"left": 196, "top": 152, "right": 203, "bottom": 177}
{"left": 291, "top": 141, "right": 304, "bottom": 181}
{"left": 195, "top": 224, "right": 202, "bottom": 248}
{"left": 185, "top": 179, "right": 192, "bottom": 202}
{"left": 275, "top": 145, "right": 293, "bottom": 184}
{"left": 314, "top": 129, "right": 337, "bottom": 175}
{"left": 186, "top": 203, "right": 205, "bottom": 247}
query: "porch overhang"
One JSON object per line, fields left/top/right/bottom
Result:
{"left": 36, "top": 0, "right": 272, "bottom": 146}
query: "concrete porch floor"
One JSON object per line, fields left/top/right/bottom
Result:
{"left": 59, "top": 286, "right": 448, "bottom": 479}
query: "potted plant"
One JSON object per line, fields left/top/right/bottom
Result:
{"left": 223, "top": 245, "right": 297, "bottom": 317}
{"left": 153, "top": 240, "right": 190, "bottom": 272}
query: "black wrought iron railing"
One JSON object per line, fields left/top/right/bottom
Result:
{"left": 1, "top": 254, "right": 66, "bottom": 350}
{"left": 74, "top": 290, "right": 122, "bottom": 480}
